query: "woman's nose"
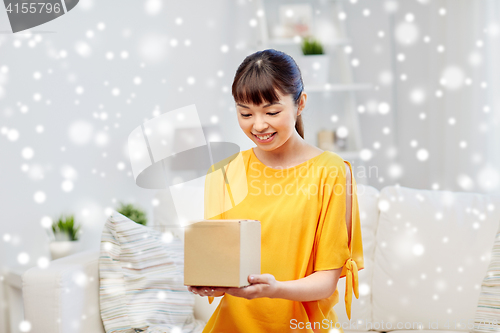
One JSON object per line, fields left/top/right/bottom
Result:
{"left": 253, "top": 118, "right": 269, "bottom": 132}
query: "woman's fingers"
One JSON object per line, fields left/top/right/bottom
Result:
{"left": 200, "top": 287, "right": 213, "bottom": 296}
{"left": 205, "top": 287, "right": 216, "bottom": 296}
{"left": 189, "top": 286, "right": 216, "bottom": 296}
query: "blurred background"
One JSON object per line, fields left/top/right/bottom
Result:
{"left": 0, "top": 0, "right": 499, "bottom": 330}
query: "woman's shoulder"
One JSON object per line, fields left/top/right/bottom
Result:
{"left": 316, "top": 149, "right": 346, "bottom": 167}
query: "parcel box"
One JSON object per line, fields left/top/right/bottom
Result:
{"left": 184, "top": 219, "right": 261, "bottom": 287}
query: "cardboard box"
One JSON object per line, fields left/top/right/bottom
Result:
{"left": 184, "top": 219, "right": 261, "bottom": 287}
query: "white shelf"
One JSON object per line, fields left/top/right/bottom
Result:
{"left": 256, "top": 0, "right": 367, "bottom": 164}
{"left": 306, "top": 83, "right": 372, "bottom": 92}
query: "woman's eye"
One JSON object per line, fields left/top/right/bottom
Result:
{"left": 240, "top": 112, "right": 280, "bottom": 118}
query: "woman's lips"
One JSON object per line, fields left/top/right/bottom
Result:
{"left": 253, "top": 132, "right": 276, "bottom": 142}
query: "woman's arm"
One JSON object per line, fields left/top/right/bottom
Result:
{"left": 274, "top": 162, "right": 353, "bottom": 302}
{"left": 273, "top": 268, "right": 342, "bottom": 302}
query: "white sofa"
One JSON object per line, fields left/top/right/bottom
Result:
{"left": 22, "top": 184, "right": 500, "bottom": 332}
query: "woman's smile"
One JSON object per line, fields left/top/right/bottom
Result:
{"left": 253, "top": 132, "right": 277, "bottom": 143}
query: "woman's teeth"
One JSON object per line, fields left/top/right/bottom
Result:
{"left": 256, "top": 133, "right": 274, "bottom": 140}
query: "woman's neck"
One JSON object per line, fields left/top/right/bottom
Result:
{"left": 254, "top": 132, "right": 307, "bottom": 165}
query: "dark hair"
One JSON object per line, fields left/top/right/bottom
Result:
{"left": 231, "top": 49, "right": 305, "bottom": 139}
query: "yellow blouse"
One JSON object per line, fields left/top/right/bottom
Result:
{"left": 201, "top": 147, "right": 364, "bottom": 332}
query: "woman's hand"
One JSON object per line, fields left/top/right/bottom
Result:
{"left": 215, "top": 274, "right": 280, "bottom": 300}
{"left": 187, "top": 286, "right": 225, "bottom": 297}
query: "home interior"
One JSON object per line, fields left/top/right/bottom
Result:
{"left": 1, "top": 0, "right": 500, "bottom": 332}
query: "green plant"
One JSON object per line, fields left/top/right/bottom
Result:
{"left": 116, "top": 202, "right": 147, "bottom": 226}
{"left": 52, "top": 214, "right": 81, "bottom": 241}
{"left": 301, "top": 36, "right": 324, "bottom": 55}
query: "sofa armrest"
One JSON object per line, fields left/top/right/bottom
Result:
{"left": 23, "top": 249, "right": 214, "bottom": 332}
{"left": 22, "top": 250, "right": 105, "bottom": 333}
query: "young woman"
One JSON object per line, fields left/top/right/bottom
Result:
{"left": 188, "top": 49, "right": 364, "bottom": 333}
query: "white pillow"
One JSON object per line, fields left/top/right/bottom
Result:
{"left": 473, "top": 226, "right": 500, "bottom": 333}
{"left": 372, "top": 186, "right": 500, "bottom": 330}
{"left": 99, "top": 211, "right": 205, "bottom": 333}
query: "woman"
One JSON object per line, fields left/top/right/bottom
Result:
{"left": 188, "top": 49, "right": 364, "bottom": 333}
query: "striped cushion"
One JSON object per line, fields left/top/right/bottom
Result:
{"left": 99, "top": 211, "right": 205, "bottom": 333}
{"left": 474, "top": 228, "right": 500, "bottom": 333}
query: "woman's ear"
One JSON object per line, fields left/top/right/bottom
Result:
{"left": 297, "top": 92, "right": 307, "bottom": 116}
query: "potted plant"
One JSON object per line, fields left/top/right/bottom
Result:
{"left": 116, "top": 202, "right": 148, "bottom": 226}
{"left": 297, "top": 36, "right": 329, "bottom": 86}
{"left": 49, "top": 214, "right": 82, "bottom": 260}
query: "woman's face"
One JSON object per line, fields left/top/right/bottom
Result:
{"left": 236, "top": 89, "right": 304, "bottom": 151}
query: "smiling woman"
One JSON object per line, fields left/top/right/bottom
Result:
{"left": 198, "top": 49, "right": 364, "bottom": 333}
{"left": 233, "top": 48, "right": 305, "bottom": 139}
{"left": 237, "top": 94, "right": 290, "bottom": 145}
{"left": 235, "top": 86, "right": 315, "bottom": 170}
